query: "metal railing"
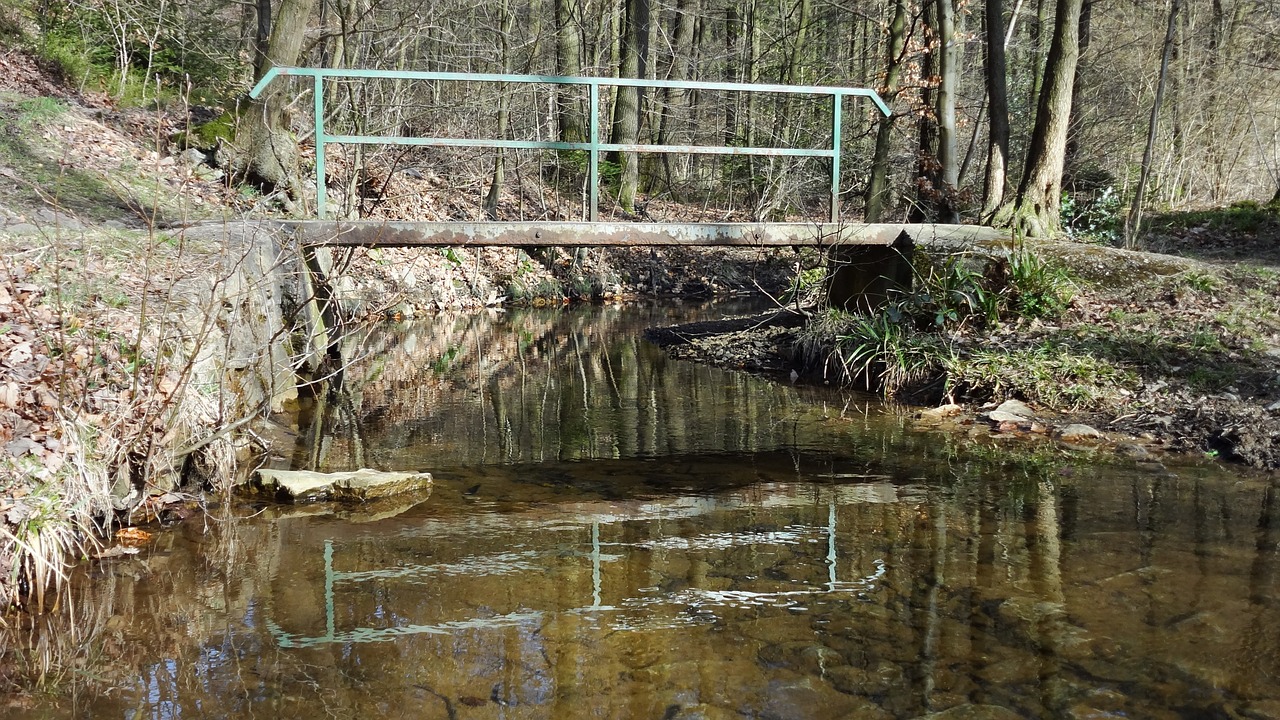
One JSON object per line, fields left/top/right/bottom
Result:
{"left": 248, "top": 67, "right": 890, "bottom": 222}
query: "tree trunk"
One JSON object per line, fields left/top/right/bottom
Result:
{"left": 654, "top": 0, "right": 698, "bottom": 189}
{"left": 935, "top": 0, "right": 960, "bottom": 223}
{"left": 235, "top": 0, "right": 317, "bottom": 214}
{"left": 1124, "top": 0, "right": 1180, "bottom": 248}
{"left": 610, "top": 0, "right": 649, "bottom": 213}
{"left": 485, "top": 0, "right": 514, "bottom": 219}
{"left": 554, "top": 0, "right": 586, "bottom": 142}
{"left": 981, "top": 0, "right": 1011, "bottom": 220}
{"left": 864, "top": 0, "right": 908, "bottom": 222}
{"left": 910, "top": 1, "right": 939, "bottom": 222}
{"left": 993, "top": 0, "right": 1085, "bottom": 237}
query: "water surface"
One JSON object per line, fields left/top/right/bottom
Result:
{"left": 16, "top": 302, "right": 1280, "bottom": 720}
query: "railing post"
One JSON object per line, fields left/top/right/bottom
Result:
{"left": 830, "top": 92, "right": 843, "bottom": 224}
{"left": 589, "top": 82, "right": 600, "bottom": 222}
{"left": 314, "top": 74, "right": 328, "bottom": 219}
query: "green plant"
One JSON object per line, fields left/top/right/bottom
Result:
{"left": 833, "top": 312, "right": 951, "bottom": 395}
{"left": 1006, "top": 246, "right": 1073, "bottom": 319}
{"left": 1062, "top": 185, "right": 1122, "bottom": 243}
{"left": 14, "top": 97, "right": 67, "bottom": 128}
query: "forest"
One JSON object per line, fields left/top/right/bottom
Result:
{"left": 9, "top": 0, "right": 1279, "bottom": 242}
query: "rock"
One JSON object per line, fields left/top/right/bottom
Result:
{"left": 4, "top": 223, "right": 38, "bottom": 234}
{"left": 1116, "top": 442, "right": 1150, "bottom": 459}
{"left": 987, "top": 410, "right": 1031, "bottom": 425}
{"left": 254, "top": 468, "right": 433, "bottom": 503}
{"left": 1266, "top": 400, "right": 1280, "bottom": 413}
{"left": 911, "top": 704, "right": 1025, "bottom": 720}
{"left": 1058, "top": 423, "right": 1104, "bottom": 441}
{"left": 994, "top": 399, "right": 1035, "bottom": 418}
{"left": 181, "top": 147, "right": 209, "bottom": 165}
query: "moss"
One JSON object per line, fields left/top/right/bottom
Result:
{"left": 172, "top": 109, "right": 238, "bottom": 150}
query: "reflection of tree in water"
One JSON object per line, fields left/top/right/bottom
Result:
{"left": 289, "top": 304, "right": 831, "bottom": 471}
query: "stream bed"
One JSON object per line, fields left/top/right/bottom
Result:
{"left": 14, "top": 302, "right": 1280, "bottom": 719}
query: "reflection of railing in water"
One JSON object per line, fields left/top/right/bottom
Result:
{"left": 264, "top": 483, "right": 908, "bottom": 648}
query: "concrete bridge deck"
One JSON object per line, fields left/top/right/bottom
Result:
{"left": 281, "top": 220, "right": 1009, "bottom": 249}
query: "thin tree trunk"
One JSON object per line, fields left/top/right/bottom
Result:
{"left": 1125, "top": 0, "right": 1181, "bottom": 248}
{"left": 981, "top": 0, "right": 1011, "bottom": 219}
{"left": 936, "top": 0, "right": 960, "bottom": 223}
{"left": 654, "top": 0, "right": 698, "bottom": 189}
{"left": 993, "top": 0, "right": 1085, "bottom": 237}
{"left": 911, "top": 1, "right": 939, "bottom": 222}
{"left": 485, "top": 0, "right": 514, "bottom": 219}
{"left": 864, "top": 0, "right": 908, "bottom": 222}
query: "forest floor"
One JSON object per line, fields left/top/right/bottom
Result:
{"left": 0, "top": 46, "right": 1278, "bottom": 616}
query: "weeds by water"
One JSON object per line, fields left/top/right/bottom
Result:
{"left": 812, "top": 246, "right": 1075, "bottom": 398}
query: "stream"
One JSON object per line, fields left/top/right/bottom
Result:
{"left": 13, "top": 301, "right": 1280, "bottom": 719}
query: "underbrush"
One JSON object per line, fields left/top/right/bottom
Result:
{"left": 804, "top": 246, "right": 1076, "bottom": 400}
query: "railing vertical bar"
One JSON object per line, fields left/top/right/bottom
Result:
{"left": 589, "top": 82, "right": 600, "bottom": 222}
{"left": 830, "top": 92, "right": 843, "bottom": 224}
{"left": 314, "top": 74, "right": 328, "bottom": 219}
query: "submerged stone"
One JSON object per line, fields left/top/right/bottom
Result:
{"left": 1058, "top": 424, "right": 1105, "bottom": 441}
{"left": 254, "top": 468, "right": 433, "bottom": 503}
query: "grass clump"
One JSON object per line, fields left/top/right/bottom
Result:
{"left": 815, "top": 246, "right": 1075, "bottom": 398}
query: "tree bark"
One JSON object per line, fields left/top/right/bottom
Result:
{"left": 910, "top": 1, "right": 939, "bottom": 222}
{"left": 554, "top": 0, "right": 586, "bottom": 143}
{"left": 485, "top": 0, "right": 514, "bottom": 219}
{"left": 653, "top": 0, "right": 698, "bottom": 189}
{"left": 610, "top": 0, "right": 649, "bottom": 213}
{"left": 935, "top": 0, "right": 960, "bottom": 223}
{"left": 864, "top": 0, "right": 908, "bottom": 222}
{"left": 993, "top": 0, "right": 1085, "bottom": 237}
{"left": 981, "top": 0, "right": 1011, "bottom": 220}
{"left": 1124, "top": 0, "right": 1180, "bottom": 248}
{"left": 235, "top": 0, "right": 317, "bottom": 214}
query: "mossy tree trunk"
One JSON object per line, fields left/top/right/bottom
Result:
{"left": 235, "top": 0, "right": 316, "bottom": 214}
{"left": 993, "top": 0, "right": 1085, "bottom": 238}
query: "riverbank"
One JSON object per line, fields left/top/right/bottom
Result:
{"left": 650, "top": 220, "right": 1280, "bottom": 470}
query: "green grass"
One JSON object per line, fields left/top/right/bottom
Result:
{"left": 947, "top": 342, "right": 1140, "bottom": 410}
{"left": 1152, "top": 201, "right": 1280, "bottom": 234}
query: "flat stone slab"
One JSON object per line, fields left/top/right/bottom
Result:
{"left": 255, "top": 468, "right": 433, "bottom": 503}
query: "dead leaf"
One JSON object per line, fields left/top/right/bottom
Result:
{"left": 6, "top": 342, "right": 32, "bottom": 365}
{"left": 115, "top": 527, "right": 152, "bottom": 546}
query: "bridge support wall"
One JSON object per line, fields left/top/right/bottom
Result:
{"left": 824, "top": 231, "right": 914, "bottom": 312}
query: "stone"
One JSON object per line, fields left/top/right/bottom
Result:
{"left": 994, "top": 399, "right": 1035, "bottom": 418}
{"left": 254, "top": 468, "right": 433, "bottom": 503}
{"left": 4, "top": 223, "right": 38, "bottom": 234}
{"left": 181, "top": 147, "right": 209, "bottom": 165}
{"left": 1058, "top": 423, "right": 1104, "bottom": 441}
{"left": 911, "top": 704, "right": 1025, "bottom": 720}
{"left": 987, "top": 410, "right": 1031, "bottom": 425}
{"left": 1116, "top": 442, "right": 1151, "bottom": 459}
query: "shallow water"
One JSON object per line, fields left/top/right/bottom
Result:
{"left": 14, "top": 302, "right": 1280, "bottom": 719}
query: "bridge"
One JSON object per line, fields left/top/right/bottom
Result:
{"left": 249, "top": 67, "right": 1007, "bottom": 307}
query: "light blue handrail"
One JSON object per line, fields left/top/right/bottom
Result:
{"left": 248, "top": 67, "right": 890, "bottom": 221}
